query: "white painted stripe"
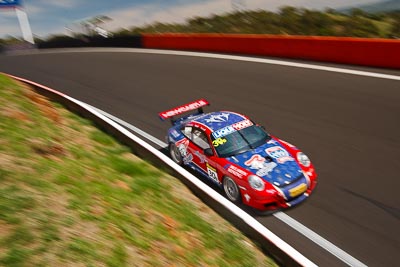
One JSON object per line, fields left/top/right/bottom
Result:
{"left": 16, "top": 47, "right": 400, "bottom": 81}
{"left": 274, "top": 212, "right": 367, "bottom": 267}
{"left": 5, "top": 73, "right": 317, "bottom": 267}
{"left": 87, "top": 104, "right": 367, "bottom": 267}
{"left": 86, "top": 104, "right": 167, "bottom": 148}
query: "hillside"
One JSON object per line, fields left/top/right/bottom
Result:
{"left": 117, "top": 6, "right": 400, "bottom": 39}
{"left": 342, "top": 0, "right": 400, "bottom": 13}
{"left": 0, "top": 74, "right": 275, "bottom": 266}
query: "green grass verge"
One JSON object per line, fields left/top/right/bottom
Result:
{"left": 0, "top": 74, "right": 277, "bottom": 266}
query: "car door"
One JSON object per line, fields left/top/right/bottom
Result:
{"left": 185, "top": 127, "right": 220, "bottom": 184}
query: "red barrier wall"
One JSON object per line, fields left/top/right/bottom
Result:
{"left": 142, "top": 33, "right": 400, "bottom": 69}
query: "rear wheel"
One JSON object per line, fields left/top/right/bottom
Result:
{"left": 169, "top": 143, "right": 183, "bottom": 165}
{"left": 223, "top": 176, "right": 241, "bottom": 203}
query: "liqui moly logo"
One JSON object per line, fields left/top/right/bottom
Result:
{"left": 212, "top": 126, "right": 235, "bottom": 138}
{"left": 232, "top": 119, "right": 253, "bottom": 130}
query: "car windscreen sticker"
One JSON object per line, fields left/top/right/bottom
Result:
{"left": 212, "top": 125, "right": 235, "bottom": 138}
{"left": 232, "top": 119, "right": 253, "bottom": 130}
{"left": 212, "top": 137, "right": 227, "bottom": 147}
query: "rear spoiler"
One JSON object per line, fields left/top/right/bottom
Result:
{"left": 158, "top": 99, "right": 209, "bottom": 124}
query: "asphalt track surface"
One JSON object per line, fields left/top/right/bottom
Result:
{"left": 1, "top": 49, "right": 399, "bottom": 266}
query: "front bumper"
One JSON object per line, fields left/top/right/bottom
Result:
{"left": 244, "top": 175, "right": 315, "bottom": 211}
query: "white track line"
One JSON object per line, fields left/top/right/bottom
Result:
{"left": 84, "top": 102, "right": 367, "bottom": 267}
{"left": 92, "top": 108, "right": 167, "bottom": 148}
{"left": 17, "top": 47, "right": 400, "bottom": 81}
{"left": 274, "top": 212, "right": 367, "bottom": 267}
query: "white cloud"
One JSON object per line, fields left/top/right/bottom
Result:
{"left": 0, "top": 10, "right": 20, "bottom": 37}
{"left": 38, "top": 0, "right": 80, "bottom": 9}
{"left": 24, "top": 4, "right": 45, "bottom": 15}
{"left": 0, "top": 9, "right": 17, "bottom": 18}
{"left": 21, "top": 0, "right": 79, "bottom": 17}
{"left": 0, "top": 23, "right": 20, "bottom": 38}
{"left": 105, "top": 0, "right": 231, "bottom": 31}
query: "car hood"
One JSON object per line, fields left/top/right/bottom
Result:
{"left": 226, "top": 139, "right": 303, "bottom": 187}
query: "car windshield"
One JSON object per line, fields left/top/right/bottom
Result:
{"left": 211, "top": 125, "right": 271, "bottom": 158}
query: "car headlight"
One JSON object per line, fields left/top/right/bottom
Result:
{"left": 297, "top": 152, "right": 311, "bottom": 167}
{"left": 248, "top": 175, "right": 265, "bottom": 191}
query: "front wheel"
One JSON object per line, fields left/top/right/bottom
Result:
{"left": 223, "top": 176, "right": 241, "bottom": 203}
{"left": 169, "top": 143, "right": 183, "bottom": 165}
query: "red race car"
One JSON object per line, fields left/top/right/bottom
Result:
{"left": 159, "top": 99, "right": 317, "bottom": 212}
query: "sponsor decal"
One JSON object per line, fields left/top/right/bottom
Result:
{"left": 245, "top": 154, "right": 277, "bottom": 177}
{"left": 205, "top": 112, "right": 230, "bottom": 123}
{"left": 176, "top": 139, "right": 193, "bottom": 164}
{"left": 212, "top": 137, "right": 227, "bottom": 147}
{"left": 227, "top": 165, "right": 248, "bottom": 179}
{"left": 244, "top": 194, "right": 251, "bottom": 202}
{"left": 206, "top": 163, "right": 219, "bottom": 182}
{"left": 171, "top": 129, "right": 180, "bottom": 138}
{"left": 265, "top": 146, "right": 294, "bottom": 164}
{"left": 266, "top": 189, "right": 277, "bottom": 194}
{"left": 212, "top": 119, "right": 253, "bottom": 138}
{"left": 194, "top": 151, "right": 207, "bottom": 163}
{"left": 159, "top": 99, "right": 208, "bottom": 119}
{"left": 232, "top": 119, "right": 253, "bottom": 131}
{"left": 212, "top": 125, "right": 235, "bottom": 138}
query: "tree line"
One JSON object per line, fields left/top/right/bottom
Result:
{"left": 117, "top": 6, "right": 400, "bottom": 39}
{"left": 1, "top": 6, "right": 400, "bottom": 45}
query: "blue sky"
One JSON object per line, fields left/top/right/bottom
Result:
{"left": 0, "top": 0, "right": 382, "bottom": 39}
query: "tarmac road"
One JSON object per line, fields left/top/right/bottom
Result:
{"left": 1, "top": 49, "right": 399, "bottom": 266}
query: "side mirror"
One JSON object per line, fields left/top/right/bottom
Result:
{"left": 204, "top": 148, "right": 214, "bottom": 157}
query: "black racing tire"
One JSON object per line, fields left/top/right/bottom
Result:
{"left": 223, "top": 176, "right": 241, "bottom": 203}
{"left": 169, "top": 143, "right": 183, "bottom": 165}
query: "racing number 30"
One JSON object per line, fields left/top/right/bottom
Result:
{"left": 207, "top": 164, "right": 219, "bottom": 182}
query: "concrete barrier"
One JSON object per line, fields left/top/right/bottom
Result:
{"left": 142, "top": 33, "right": 400, "bottom": 69}
{"left": 37, "top": 35, "right": 142, "bottom": 49}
